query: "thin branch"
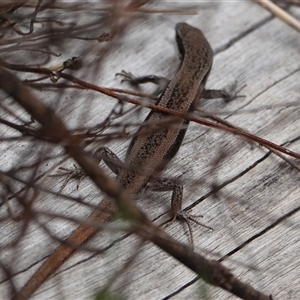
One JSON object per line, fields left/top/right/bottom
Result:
{"left": 253, "top": 0, "right": 300, "bottom": 33}
{"left": 1, "top": 59, "right": 299, "bottom": 161}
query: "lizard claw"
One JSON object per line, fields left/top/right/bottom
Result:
{"left": 165, "top": 209, "right": 213, "bottom": 249}
{"left": 115, "top": 70, "right": 138, "bottom": 84}
{"left": 49, "top": 164, "right": 85, "bottom": 194}
{"left": 222, "top": 80, "right": 246, "bottom": 102}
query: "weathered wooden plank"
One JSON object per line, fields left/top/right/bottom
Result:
{"left": 1, "top": 1, "right": 299, "bottom": 299}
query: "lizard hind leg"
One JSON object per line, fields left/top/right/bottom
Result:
{"left": 49, "top": 147, "right": 124, "bottom": 194}
{"left": 147, "top": 177, "right": 212, "bottom": 249}
{"left": 94, "top": 146, "right": 124, "bottom": 175}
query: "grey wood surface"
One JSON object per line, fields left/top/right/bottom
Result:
{"left": 1, "top": 1, "right": 300, "bottom": 299}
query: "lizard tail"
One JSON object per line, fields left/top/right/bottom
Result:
{"left": 12, "top": 198, "right": 115, "bottom": 300}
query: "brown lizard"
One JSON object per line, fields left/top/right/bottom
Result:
{"left": 13, "top": 22, "right": 233, "bottom": 299}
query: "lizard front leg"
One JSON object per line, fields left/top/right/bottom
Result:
{"left": 116, "top": 70, "right": 169, "bottom": 95}
{"left": 116, "top": 70, "right": 243, "bottom": 103}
